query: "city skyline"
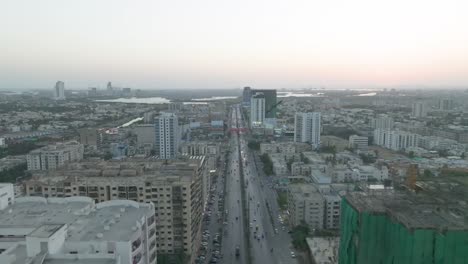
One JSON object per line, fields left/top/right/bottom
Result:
{"left": 1, "top": 0, "right": 468, "bottom": 90}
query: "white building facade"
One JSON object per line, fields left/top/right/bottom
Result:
{"left": 26, "top": 141, "right": 84, "bottom": 170}
{"left": 155, "top": 112, "right": 179, "bottom": 159}
{"left": 250, "top": 93, "right": 265, "bottom": 127}
{"left": 0, "top": 197, "right": 156, "bottom": 264}
{"left": 294, "top": 112, "right": 321, "bottom": 149}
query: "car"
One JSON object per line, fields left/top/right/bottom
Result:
{"left": 290, "top": 251, "right": 296, "bottom": 258}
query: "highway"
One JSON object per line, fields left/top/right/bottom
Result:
{"left": 219, "top": 106, "right": 248, "bottom": 264}
{"left": 219, "top": 105, "right": 296, "bottom": 264}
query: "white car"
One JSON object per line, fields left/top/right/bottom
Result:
{"left": 290, "top": 251, "right": 296, "bottom": 258}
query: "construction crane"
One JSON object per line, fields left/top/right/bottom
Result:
{"left": 265, "top": 100, "right": 283, "bottom": 115}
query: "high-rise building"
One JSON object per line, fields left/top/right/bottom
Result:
{"left": 107, "top": 81, "right": 113, "bottom": 91}
{"left": 0, "top": 190, "right": 156, "bottom": 264}
{"left": 371, "top": 115, "right": 394, "bottom": 129}
{"left": 250, "top": 93, "right": 265, "bottom": 127}
{"left": 26, "top": 141, "right": 84, "bottom": 170}
{"left": 155, "top": 112, "right": 179, "bottom": 159}
{"left": 251, "top": 89, "right": 277, "bottom": 119}
{"left": 339, "top": 190, "right": 468, "bottom": 264}
{"left": 53, "top": 81, "right": 65, "bottom": 100}
{"left": 242, "top": 86, "right": 251, "bottom": 106}
{"left": 294, "top": 112, "right": 321, "bottom": 149}
{"left": 438, "top": 98, "right": 454, "bottom": 111}
{"left": 24, "top": 157, "right": 206, "bottom": 262}
{"left": 412, "top": 101, "right": 426, "bottom": 118}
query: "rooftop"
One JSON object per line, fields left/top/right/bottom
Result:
{"left": 346, "top": 189, "right": 468, "bottom": 231}
{"left": 306, "top": 236, "right": 339, "bottom": 264}
{"left": 0, "top": 197, "right": 154, "bottom": 241}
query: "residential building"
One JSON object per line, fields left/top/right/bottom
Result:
{"left": 291, "top": 162, "right": 312, "bottom": 176}
{"left": 412, "top": 101, "right": 426, "bottom": 118}
{"left": 270, "top": 153, "right": 288, "bottom": 175}
{"left": 438, "top": 98, "right": 454, "bottom": 111}
{"left": 371, "top": 115, "right": 394, "bottom": 130}
{"left": 180, "top": 141, "right": 219, "bottom": 156}
{"left": 373, "top": 129, "right": 419, "bottom": 151}
{"left": 0, "top": 196, "right": 156, "bottom": 264}
{"left": 0, "top": 183, "right": 14, "bottom": 210}
{"left": 288, "top": 184, "right": 325, "bottom": 230}
{"left": 294, "top": 112, "right": 321, "bottom": 149}
{"left": 24, "top": 157, "right": 206, "bottom": 261}
{"left": 26, "top": 141, "right": 84, "bottom": 170}
{"left": 307, "top": 237, "right": 339, "bottom": 264}
{"left": 250, "top": 92, "right": 265, "bottom": 127}
{"left": 155, "top": 112, "right": 179, "bottom": 159}
{"left": 348, "top": 135, "right": 368, "bottom": 150}
{"left": 323, "top": 194, "right": 341, "bottom": 229}
{"left": 134, "top": 124, "right": 156, "bottom": 147}
{"left": 79, "top": 128, "right": 101, "bottom": 148}
{"left": 53, "top": 81, "right": 65, "bottom": 100}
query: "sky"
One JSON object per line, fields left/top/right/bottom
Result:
{"left": 1, "top": 0, "right": 468, "bottom": 90}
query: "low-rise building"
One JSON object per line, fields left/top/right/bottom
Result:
{"left": 0, "top": 195, "right": 156, "bottom": 264}
{"left": 349, "top": 135, "right": 368, "bottom": 150}
{"left": 26, "top": 141, "right": 84, "bottom": 171}
{"left": 270, "top": 153, "right": 288, "bottom": 175}
{"left": 288, "top": 184, "right": 325, "bottom": 230}
{"left": 307, "top": 237, "right": 339, "bottom": 264}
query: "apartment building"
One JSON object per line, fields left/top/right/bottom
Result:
{"left": 373, "top": 129, "right": 419, "bottom": 151}
{"left": 23, "top": 157, "right": 205, "bottom": 262}
{"left": 294, "top": 112, "right": 321, "bottom": 149}
{"left": 180, "top": 141, "right": 220, "bottom": 156}
{"left": 348, "top": 135, "right": 368, "bottom": 150}
{"left": 0, "top": 183, "right": 14, "bottom": 210}
{"left": 26, "top": 141, "right": 84, "bottom": 170}
{"left": 288, "top": 184, "right": 325, "bottom": 230}
{"left": 155, "top": 112, "right": 179, "bottom": 159}
{"left": 0, "top": 192, "right": 156, "bottom": 264}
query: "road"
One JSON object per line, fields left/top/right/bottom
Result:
{"left": 219, "top": 106, "right": 248, "bottom": 264}
{"left": 218, "top": 105, "right": 296, "bottom": 264}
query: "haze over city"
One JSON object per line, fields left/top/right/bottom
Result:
{"left": 2, "top": 0, "right": 468, "bottom": 90}
{"left": 0, "top": 1, "right": 468, "bottom": 264}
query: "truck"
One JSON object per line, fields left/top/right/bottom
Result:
{"left": 235, "top": 246, "right": 240, "bottom": 257}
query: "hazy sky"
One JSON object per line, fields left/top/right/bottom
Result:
{"left": 1, "top": 0, "right": 468, "bottom": 90}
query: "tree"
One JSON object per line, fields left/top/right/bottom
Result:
{"left": 408, "top": 151, "right": 415, "bottom": 158}
{"left": 291, "top": 224, "right": 310, "bottom": 250}
{"left": 247, "top": 140, "right": 260, "bottom": 151}
{"left": 461, "top": 152, "right": 466, "bottom": 159}
{"left": 260, "top": 153, "right": 273, "bottom": 176}
{"left": 0, "top": 163, "right": 28, "bottom": 183}
{"left": 104, "top": 152, "right": 113, "bottom": 160}
{"left": 423, "top": 169, "right": 434, "bottom": 178}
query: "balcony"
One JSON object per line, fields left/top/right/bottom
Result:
{"left": 132, "top": 238, "right": 142, "bottom": 252}
{"left": 132, "top": 252, "right": 142, "bottom": 264}
{"left": 149, "top": 252, "right": 156, "bottom": 263}
{"left": 149, "top": 229, "right": 156, "bottom": 238}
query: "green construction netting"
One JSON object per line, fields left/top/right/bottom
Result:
{"left": 338, "top": 198, "right": 468, "bottom": 264}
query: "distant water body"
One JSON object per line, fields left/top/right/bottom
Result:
{"left": 96, "top": 96, "right": 238, "bottom": 104}
{"left": 96, "top": 97, "right": 170, "bottom": 104}
{"left": 192, "top": 96, "right": 238, "bottom": 101}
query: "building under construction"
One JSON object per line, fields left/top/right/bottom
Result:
{"left": 338, "top": 181, "right": 468, "bottom": 264}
